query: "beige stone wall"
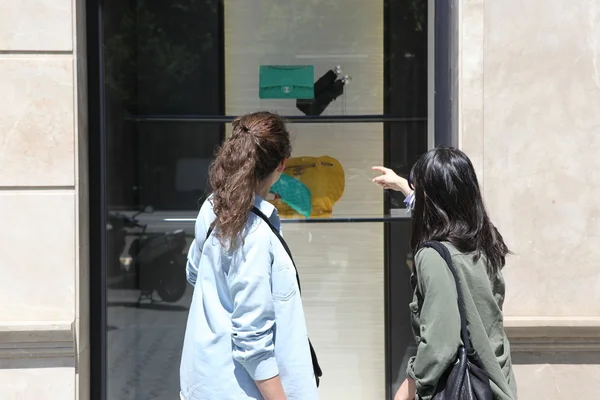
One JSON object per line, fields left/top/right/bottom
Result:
{"left": 459, "top": 0, "right": 600, "bottom": 397}
{"left": 0, "top": 1, "right": 87, "bottom": 399}
{"left": 2, "top": 0, "right": 598, "bottom": 398}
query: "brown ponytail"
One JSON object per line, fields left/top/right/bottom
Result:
{"left": 209, "top": 112, "right": 291, "bottom": 248}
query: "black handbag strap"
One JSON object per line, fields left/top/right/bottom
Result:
{"left": 204, "top": 206, "right": 322, "bottom": 382}
{"left": 205, "top": 207, "right": 301, "bottom": 290}
{"left": 247, "top": 207, "right": 322, "bottom": 381}
{"left": 422, "top": 241, "right": 473, "bottom": 353}
{"left": 249, "top": 207, "right": 303, "bottom": 292}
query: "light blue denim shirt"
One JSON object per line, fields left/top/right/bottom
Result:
{"left": 180, "top": 195, "right": 318, "bottom": 400}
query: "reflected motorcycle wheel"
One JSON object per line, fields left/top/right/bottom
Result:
{"left": 154, "top": 254, "right": 187, "bottom": 303}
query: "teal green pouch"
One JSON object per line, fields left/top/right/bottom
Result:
{"left": 259, "top": 65, "right": 315, "bottom": 99}
{"left": 270, "top": 174, "right": 312, "bottom": 217}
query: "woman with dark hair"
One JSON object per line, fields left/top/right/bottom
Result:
{"left": 373, "top": 147, "right": 517, "bottom": 400}
{"left": 180, "top": 112, "right": 319, "bottom": 400}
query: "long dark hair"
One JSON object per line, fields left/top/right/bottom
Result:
{"left": 209, "top": 111, "right": 291, "bottom": 248}
{"left": 410, "top": 147, "right": 509, "bottom": 275}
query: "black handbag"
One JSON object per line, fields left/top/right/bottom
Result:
{"left": 205, "top": 207, "right": 323, "bottom": 387}
{"left": 421, "top": 241, "right": 493, "bottom": 400}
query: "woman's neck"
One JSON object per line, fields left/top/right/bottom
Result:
{"left": 255, "top": 181, "right": 271, "bottom": 200}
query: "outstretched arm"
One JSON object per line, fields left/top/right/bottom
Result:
{"left": 371, "top": 166, "right": 412, "bottom": 196}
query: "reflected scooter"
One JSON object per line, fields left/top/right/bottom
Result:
{"left": 107, "top": 207, "right": 188, "bottom": 303}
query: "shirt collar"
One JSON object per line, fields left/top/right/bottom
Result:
{"left": 254, "top": 194, "right": 277, "bottom": 218}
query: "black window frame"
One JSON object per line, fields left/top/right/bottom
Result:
{"left": 86, "top": 1, "right": 458, "bottom": 399}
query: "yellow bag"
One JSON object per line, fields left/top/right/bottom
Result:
{"left": 271, "top": 156, "right": 345, "bottom": 218}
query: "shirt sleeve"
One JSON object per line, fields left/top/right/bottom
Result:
{"left": 186, "top": 199, "right": 214, "bottom": 286}
{"left": 186, "top": 239, "right": 200, "bottom": 286}
{"left": 406, "top": 247, "right": 461, "bottom": 400}
{"left": 227, "top": 222, "right": 278, "bottom": 381}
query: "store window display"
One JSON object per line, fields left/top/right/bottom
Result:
{"left": 94, "top": 0, "right": 430, "bottom": 399}
{"left": 296, "top": 66, "right": 352, "bottom": 116}
{"left": 269, "top": 156, "right": 345, "bottom": 218}
{"left": 223, "top": 3, "right": 387, "bottom": 398}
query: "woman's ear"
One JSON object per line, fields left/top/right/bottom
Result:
{"left": 277, "top": 159, "right": 287, "bottom": 173}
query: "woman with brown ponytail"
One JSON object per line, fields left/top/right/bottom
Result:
{"left": 180, "top": 112, "right": 320, "bottom": 400}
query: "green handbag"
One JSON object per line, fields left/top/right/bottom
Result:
{"left": 259, "top": 65, "right": 315, "bottom": 99}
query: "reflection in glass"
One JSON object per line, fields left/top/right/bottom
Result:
{"left": 99, "top": 0, "right": 428, "bottom": 399}
{"left": 103, "top": 0, "right": 222, "bottom": 398}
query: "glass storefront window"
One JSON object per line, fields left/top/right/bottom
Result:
{"left": 92, "top": 0, "right": 431, "bottom": 398}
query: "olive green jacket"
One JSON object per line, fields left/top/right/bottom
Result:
{"left": 407, "top": 243, "right": 518, "bottom": 400}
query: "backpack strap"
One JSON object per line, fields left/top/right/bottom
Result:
{"left": 421, "top": 241, "right": 473, "bottom": 353}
